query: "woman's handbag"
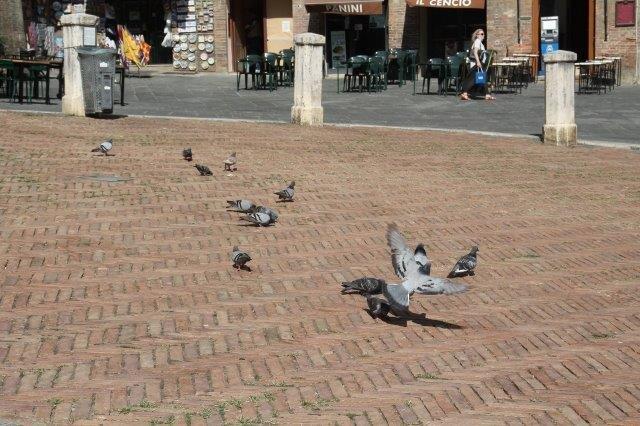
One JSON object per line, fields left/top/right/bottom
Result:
{"left": 475, "top": 67, "right": 487, "bottom": 86}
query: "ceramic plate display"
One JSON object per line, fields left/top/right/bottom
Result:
{"left": 207, "top": 57, "right": 215, "bottom": 65}
{"left": 180, "top": 42, "right": 188, "bottom": 51}
{"left": 172, "top": 34, "right": 180, "bottom": 42}
{"left": 206, "top": 35, "right": 214, "bottom": 43}
{"left": 180, "top": 60, "right": 188, "bottom": 69}
{"left": 198, "top": 42, "right": 205, "bottom": 51}
{"left": 179, "top": 34, "right": 188, "bottom": 43}
{"left": 173, "top": 52, "right": 181, "bottom": 60}
{"left": 173, "top": 60, "right": 181, "bottom": 69}
{"left": 200, "top": 52, "right": 208, "bottom": 61}
{"left": 54, "top": 11, "right": 64, "bottom": 20}
{"left": 180, "top": 51, "right": 188, "bottom": 60}
{"left": 52, "top": 1, "right": 62, "bottom": 11}
{"left": 188, "top": 34, "right": 197, "bottom": 43}
{"left": 205, "top": 43, "right": 213, "bottom": 53}
{"left": 197, "top": 25, "right": 203, "bottom": 32}
{"left": 198, "top": 35, "right": 205, "bottom": 43}
{"left": 201, "top": 62, "right": 209, "bottom": 70}
{"left": 173, "top": 44, "right": 181, "bottom": 53}
{"left": 187, "top": 53, "right": 196, "bottom": 62}
{"left": 188, "top": 44, "right": 196, "bottom": 52}
{"left": 188, "top": 63, "right": 197, "bottom": 71}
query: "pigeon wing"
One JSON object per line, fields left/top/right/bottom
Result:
{"left": 415, "top": 276, "right": 469, "bottom": 295}
{"left": 386, "top": 223, "right": 415, "bottom": 279}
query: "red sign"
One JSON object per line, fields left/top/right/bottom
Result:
{"left": 615, "top": 1, "right": 635, "bottom": 27}
{"left": 406, "top": 0, "right": 486, "bottom": 8}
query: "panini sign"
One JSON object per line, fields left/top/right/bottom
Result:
{"left": 406, "top": 0, "right": 486, "bottom": 8}
{"left": 305, "top": 1, "right": 384, "bottom": 14}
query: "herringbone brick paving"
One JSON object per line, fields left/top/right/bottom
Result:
{"left": 0, "top": 111, "right": 639, "bottom": 425}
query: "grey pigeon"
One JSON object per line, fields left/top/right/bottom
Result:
{"left": 387, "top": 223, "right": 431, "bottom": 277}
{"left": 194, "top": 164, "right": 212, "bottom": 176}
{"left": 251, "top": 206, "right": 279, "bottom": 222}
{"left": 223, "top": 152, "right": 237, "bottom": 171}
{"left": 231, "top": 246, "right": 252, "bottom": 270}
{"left": 366, "top": 295, "right": 390, "bottom": 319}
{"left": 183, "top": 148, "right": 193, "bottom": 161}
{"left": 382, "top": 224, "right": 468, "bottom": 316}
{"left": 341, "top": 277, "right": 386, "bottom": 295}
{"left": 91, "top": 138, "right": 113, "bottom": 155}
{"left": 226, "top": 199, "right": 255, "bottom": 213}
{"left": 240, "top": 210, "right": 277, "bottom": 226}
{"left": 447, "top": 246, "right": 479, "bottom": 278}
{"left": 275, "top": 181, "right": 295, "bottom": 202}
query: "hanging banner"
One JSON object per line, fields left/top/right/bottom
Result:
{"left": 330, "top": 30, "right": 347, "bottom": 69}
{"left": 406, "top": 0, "right": 485, "bottom": 8}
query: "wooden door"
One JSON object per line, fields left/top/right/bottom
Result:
{"left": 229, "top": 1, "right": 246, "bottom": 71}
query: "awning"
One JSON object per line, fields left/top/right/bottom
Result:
{"left": 406, "top": 0, "right": 485, "bottom": 8}
{"left": 304, "top": 0, "right": 384, "bottom": 15}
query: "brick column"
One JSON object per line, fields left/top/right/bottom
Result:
{"left": 388, "top": 0, "right": 418, "bottom": 50}
{"left": 213, "top": 0, "right": 228, "bottom": 72}
{"left": 0, "top": 0, "right": 26, "bottom": 55}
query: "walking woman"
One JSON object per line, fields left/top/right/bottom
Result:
{"left": 460, "top": 29, "right": 495, "bottom": 101}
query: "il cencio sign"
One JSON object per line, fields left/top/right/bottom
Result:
{"left": 406, "top": 0, "right": 486, "bottom": 8}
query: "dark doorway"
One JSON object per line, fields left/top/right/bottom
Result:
{"left": 229, "top": 0, "right": 265, "bottom": 70}
{"left": 110, "top": 0, "right": 172, "bottom": 64}
{"left": 426, "top": 8, "right": 486, "bottom": 59}
{"left": 324, "top": 14, "right": 387, "bottom": 67}
{"left": 540, "top": 0, "right": 589, "bottom": 61}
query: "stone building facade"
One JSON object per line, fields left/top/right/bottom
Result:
{"left": 8, "top": 0, "right": 640, "bottom": 82}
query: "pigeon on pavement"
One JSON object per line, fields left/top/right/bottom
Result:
{"left": 251, "top": 206, "right": 279, "bottom": 221}
{"left": 447, "top": 246, "right": 479, "bottom": 278}
{"left": 227, "top": 199, "right": 255, "bottom": 213}
{"left": 223, "top": 152, "right": 237, "bottom": 171}
{"left": 194, "top": 164, "right": 213, "bottom": 176}
{"left": 183, "top": 148, "right": 193, "bottom": 161}
{"left": 91, "top": 139, "right": 113, "bottom": 156}
{"left": 386, "top": 223, "right": 431, "bottom": 277}
{"left": 366, "top": 295, "right": 391, "bottom": 319}
{"left": 240, "top": 209, "right": 277, "bottom": 226}
{"left": 275, "top": 181, "right": 295, "bottom": 202}
{"left": 341, "top": 277, "right": 386, "bottom": 295}
{"left": 231, "top": 246, "right": 252, "bottom": 270}
{"left": 382, "top": 224, "right": 468, "bottom": 316}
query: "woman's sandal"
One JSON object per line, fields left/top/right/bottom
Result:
{"left": 485, "top": 95, "right": 496, "bottom": 100}
{"left": 460, "top": 93, "right": 471, "bottom": 101}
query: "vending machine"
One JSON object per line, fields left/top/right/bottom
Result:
{"left": 540, "top": 16, "right": 559, "bottom": 75}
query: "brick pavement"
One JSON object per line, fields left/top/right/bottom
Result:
{"left": 0, "top": 111, "right": 639, "bottom": 425}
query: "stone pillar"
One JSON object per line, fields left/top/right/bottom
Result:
{"left": 543, "top": 50, "right": 577, "bottom": 147}
{"left": 61, "top": 13, "right": 99, "bottom": 117}
{"left": 291, "top": 33, "right": 325, "bottom": 126}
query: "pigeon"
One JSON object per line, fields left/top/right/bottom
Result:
{"left": 183, "top": 148, "right": 193, "bottom": 161}
{"left": 381, "top": 224, "right": 468, "bottom": 316}
{"left": 341, "top": 277, "right": 386, "bottom": 295}
{"left": 386, "top": 223, "right": 431, "bottom": 277}
{"left": 366, "top": 295, "right": 390, "bottom": 319}
{"left": 447, "top": 246, "right": 479, "bottom": 278}
{"left": 231, "top": 246, "right": 252, "bottom": 270}
{"left": 275, "top": 181, "right": 295, "bottom": 202}
{"left": 240, "top": 209, "right": 277, "bottom": 226}
{"left": 226, "top": 199, "right": 255, "bottom": 213}
{"left": 223, "top": 152, "right": 237, "bottom": 171}
{"left": 194, "top": 164, "right": 213, "bottom": 176}
{"left": 251, "top": 206, "right": 279, "bottom": 221}
{"left": 91, "top": 138, "right": 113, "bottom": 155}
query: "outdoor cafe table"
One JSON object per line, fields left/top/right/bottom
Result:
{"left": 575, "top": 61, "right": 609, "bottom": 94}
{"left": 491, "top": 62, "right": 522, "bottom": 93}
{"left": 8, "top": 58, "right": 62, "bottom": 104}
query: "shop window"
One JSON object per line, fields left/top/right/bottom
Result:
{"left": 615, "top": 1, "right": 635, "bottom": 27}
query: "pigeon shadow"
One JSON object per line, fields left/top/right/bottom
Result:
{"left": 364, "top": 309, "right": 464, "bottom": 329}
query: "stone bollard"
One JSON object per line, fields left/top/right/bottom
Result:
{"left": 543, "top": 50, "right": 577, "bottom": 146}
{"left": 291, "top": 33, "right": 326, "bottom": 126}
{"left": 61, "top": 13, "right": 98, "bottom": 116}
